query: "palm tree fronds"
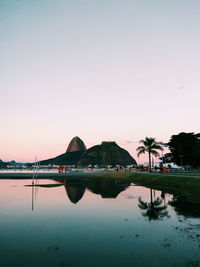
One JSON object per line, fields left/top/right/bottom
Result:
{"left": 151, "top": 150, "right": 160, "bottom": 157}
{"left": 137, "top": 146, "right": 146, "bottom": 157}
{"left": 153, "top": 197, "right": 163, "bottom": 206}
{"left": 151, "top": 144, "right": 164, "bottom": 150}
{"left": 138, "top": 197, "right": 148, "bottom": 209}
{"left": 136, "top": 146, "right": 146, "bottom": 151}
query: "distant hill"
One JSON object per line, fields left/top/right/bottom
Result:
{"left": 77, "top": 141, "right": 137, "bottom": 166}
{"left": 0, "top": 159, "right": 7, "bottom": 169}
{"left": 0, "top": 159, "right": 23, "bottom": 168}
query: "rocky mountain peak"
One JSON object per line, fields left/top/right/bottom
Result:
{"left": 66, "top": 136, "right": 86, "bottom": 153}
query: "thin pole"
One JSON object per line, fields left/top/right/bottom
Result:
{"left": 35, "top": 156, "right": 38, "bottom": 179}
{"left": 32, "top": 156, "right": 37, "bottom": 185}
{"left": 32, "top": 184, "right": 34, "bottom": 211}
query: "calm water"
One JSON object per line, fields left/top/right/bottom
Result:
{"left": 0, "top": 178, "right": 199, "bottom": 267}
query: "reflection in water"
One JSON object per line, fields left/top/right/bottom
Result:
{"left": 86, "top": 179, "right": 130, "bottom": 198}
{"left": 32, "top": 184, "right": 34, "bottom": 211}
{"left": 55, "top": 178, "right": 86, "bottom": 204}
{"left": 53, "top": 178, "right": 131, "bottom": 204}
{"left": 30, "top": 178, "right": 200, "bottom": 221}
{"left": 169, "top": 196, "right": 200, "bottom": 218}
{"left": 64, "top": 181, "right": 86, "bottom": 204}
{"left": 31, "top": 178, "right": 39, "bottom": 211}
{"left": 138, "top": 189, "right": 169, "bottom": 221}
{"left": 1, "top": 179, "right": 200, "bottom": 267}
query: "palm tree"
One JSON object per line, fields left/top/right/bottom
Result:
{"left": 137, "top": 137, "right": 163, "bottom": 172}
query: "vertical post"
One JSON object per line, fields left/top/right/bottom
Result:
{"left": 32, "top": 156, "right": 37, "bottom": 185}
{"left": 32, "top": 184, "right": 34, "bottom": 211}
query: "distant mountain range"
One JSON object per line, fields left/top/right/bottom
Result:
{"left": 0, "top": 159, "right": 26, "bottom": 168}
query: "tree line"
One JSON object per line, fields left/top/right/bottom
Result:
{"left": 137, "top": 132, "right": 200, "bottom": 171}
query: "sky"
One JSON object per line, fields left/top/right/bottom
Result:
{"left": 1, "top": 0, "right": 200, "bottom": 163}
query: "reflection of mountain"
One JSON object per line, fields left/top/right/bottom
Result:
{"left": 55, "top": 178, "right": 130, "bottom": 203}
{"left": 168, "top": 196, "right": 200, "bottom": 218}
{"left": 64, "top": 181, "right": 86, "bottom": 204}
{"left": 86, "top": 179, "right": 130, "bottom": 198}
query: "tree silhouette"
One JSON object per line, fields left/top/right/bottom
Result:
{"left": 137, "top": 137, "right": 163, "bottom": 172}
{"left": 167, "top": 132, "right": 200, "bottom": 168}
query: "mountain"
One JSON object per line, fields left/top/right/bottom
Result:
{"left": 39, "top": 138, "right": 136, "bottom": 167}
{"left": 39, "top": 136, "right": 86, "bottom": 166}
{"left": 77, "top": 141, "right": 137, "bottom": 166}
{"left": 66, "top": 136, "right": 86, "bottom": 152}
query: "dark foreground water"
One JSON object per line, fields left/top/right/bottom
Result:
{"left": 0, "top": 178, "right": 199, "bottom": 267}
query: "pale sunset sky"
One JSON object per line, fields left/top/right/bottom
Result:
{"left": 1, "top": 0, "right": 200, "bottom": 163}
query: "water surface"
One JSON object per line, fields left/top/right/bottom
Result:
{"left": 0, "top": 178, "right": 199, "bottom": 267}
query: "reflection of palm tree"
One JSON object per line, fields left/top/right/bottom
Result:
{"left": 137, "top": 137, "right": 163, "bottom": 172}
{"left": 138, "top": 189, "right": 169, "bottom": 221}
